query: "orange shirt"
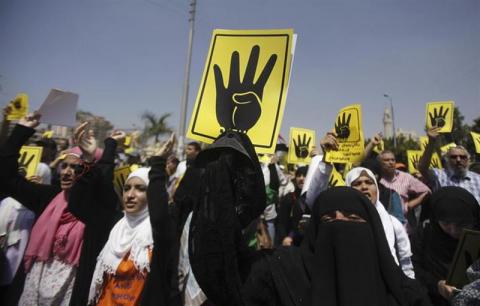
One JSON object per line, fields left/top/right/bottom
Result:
{"left": 96, "top": 252, "right": 150, "bottom": 306}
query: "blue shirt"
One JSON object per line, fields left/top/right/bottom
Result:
{"left": 431, "top": 168, "right": 480, "bottom": 204}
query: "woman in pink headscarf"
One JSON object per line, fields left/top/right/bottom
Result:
{"left": 0, "top": 114, "right": 101, "bottom": 305}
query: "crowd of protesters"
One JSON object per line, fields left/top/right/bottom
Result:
{"left": 0, "top": 102, "right": 479, "bottom": 306}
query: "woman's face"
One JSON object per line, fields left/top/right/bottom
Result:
{"left": 438, "top": 221, "right": 474, "bottom": 240}
{"left": 122, "top": 177, "right": 147, "bottom": 213}
{"left": 320, "top": 210, "right": 366, "bottom": 223}
{"left": 350, "top": 174, "right": 378, "bottom": 205}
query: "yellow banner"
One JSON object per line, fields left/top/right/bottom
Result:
{"left": 7, "top": 93, "right": 29, "bottom": 121}
{"left": 287, "top": 127, "right": 315, "bottom": 165}
{"left": 407, "top": 150, "right": 442, "bottom": 174}
{"left": 187, "top": 29, "right": 294, "bottom": 154}
{"left": 325, "top": 104, "right": 364, "bottom": 163}
{"left": 113, "top": 166, "right": 131, "bottom": 196}
{"left": 471, "top": 132, "right": 480, "bottom": 154}
{"left": 425, "top": 101, "right": 454, "bottom": 133}
{"left": 328, "top": 166, "right": 346, "bottom": 187}
{"left": 18, "top": 146, "right": 43, "bottom": 178}
{"left": 42, "top": 130, "right": 54, "bottom": 139}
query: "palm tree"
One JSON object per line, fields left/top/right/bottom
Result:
{"left": 141, "top": 111, "right": 172, "bottom": 143}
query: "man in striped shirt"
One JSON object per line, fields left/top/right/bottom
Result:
{"left": 378, "top": 150, "right": 431, "bottom": 214}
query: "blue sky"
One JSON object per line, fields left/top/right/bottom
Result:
{"left": 0, "top": 0, "right": 479, "bottom": 141}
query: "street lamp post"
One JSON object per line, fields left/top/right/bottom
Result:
{"left": 383, "top": 94, "right": 397, "bottom": 148}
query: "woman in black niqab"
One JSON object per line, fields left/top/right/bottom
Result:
{"left": 304, "top": 186, "right": 405, "bottom": 306}
{"left": 411, "top": 186, "right": 480, "bottom": 305}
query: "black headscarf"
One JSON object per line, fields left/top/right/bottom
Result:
{"left": 189, "top": 131, "right": 266, "bottom": 306}
{"left": 302, "top": 186, "right": 407, "bottom": 306}
{"left": 424, "top": 187, "right": 480, "bottom": 277}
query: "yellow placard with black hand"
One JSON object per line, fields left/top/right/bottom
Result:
{"left": 425, "top": 101, "right": 454, "bottom": 133}
{"left": 328, "top": 166, "right": 345, "bottom": 187}
{"left": 342, "top": 162, "right": 353, "bottom": 179}
{"left": 287, "top": 127, "right": 315, "bottom": 165}
{"left": 419, "top": 136, "right": 429, "bottom": 151}
{"left": 7, "top": 93, "right": 29, "bottom": 121}
{"left": 18, "top": 146, "right": 43, "bottom": 178}
{"left": 325, "top": 104, "right": 364, "bottom": 164}
{"left": 407, "top": 150, "right": 442, "bottom": 174}
{"left": 187, "top": 29, "right": 294, "bottom": 154}
{"left": 440, "top": 142, "right": 457, "bottom": 154}
{"left": 113, "top": 166, "right": 131, "bottom": 197}
{"left": 471, "top": 132, "right": 480, "bottom": 154}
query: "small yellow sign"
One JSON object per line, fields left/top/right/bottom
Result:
{"left": 113, "top": 166, "right": 131, "bottom": 196}
{"left": 328, "top": 166, "right": 346, "bottom": 187}
{"left": 18, "top": 146, "right": 43, "bottom": 178}
{"left": 187, "top": 29, "right": 294, "bottom": 154}
{"left": 440, "top": 142, "right": 457, "bottom": 154}
{"left": 471, "top": 132, "right": 480, "bottom": 154}
{"left": 419, "top": 136, "right": 429, "bottom": 151}
{"left": 407, "top": 150, "right": 442, "bottom": 174}
{"left": 287, "top": 127, "right": 315, "bottom": 165}
{"left": 124, "top": 135, "right": 132, "bottom": 147}
{"left": 42, "top": 130, "right": 54, "bottom": 139}
{"left": 425, "top": 101, "right": 454, "bottom": 133}
{"left": 325, "top": 104, "right": 364, "bottom": 163}
{"left": 7, "top": 93, "right": 29, "bottom": 121}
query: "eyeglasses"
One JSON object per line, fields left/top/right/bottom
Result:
{"left": 60, "top": 162, "right": 88, "bottom": 175}
{"left": 449, "top": 154, "right": 468, "bottom": 160}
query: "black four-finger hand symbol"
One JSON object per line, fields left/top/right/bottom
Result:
{"left": 410, "top": 155, "right": 420, "bottom": 170}
{"left": 335, "top": 112, "right": 351, "bottom": 139}
{"left": 328, "top": 175, "right": 338, "bottom": 188}
{"left": 293, "top": 133, "right": 311, "bottom": 159}
{"left": 115, "top": 173, "right": 127, "bottom": 196}
{"left": 431, "top": 158, "right": 440, "bottom": 169}
{"left": 18, "top": 152, "right": 34, "bottom": 177}
{"left": 429, "top": 106, "right": 449, "bottom": 128}
{"left": 214, "top": 45, "right": 277, "bottom": 133}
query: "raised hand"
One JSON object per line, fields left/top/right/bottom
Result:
{"left": 293, "top": 133, "right": 312, "bottom": 158}
{"left": 426, "top": 126, "right": 442, "bottom": 142}
{"left": 335, "top": 112, "right": 351, "bottom": 139}
{"left": 154, "top": 133, "right": 175, "bottom": 158}
{"left": 214, "top": 45, "right": 277, "bottom": 133}
{"left": 18, "top": 112, "right": 41, "bottom": 129}
{"left": 73, "top": 122, "right": 97, "bottom": 161}
{"left": 110, "top": 130, "right": 127, "bottom": 144}
{"left": 429, "top": 106, "right": 449, "bottom": 128}
{"left": 18, "top": 151, "right": 35, "bottom": 177}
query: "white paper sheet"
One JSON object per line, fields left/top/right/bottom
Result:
{"left": 38, "top": 89, "right": 78, "bottom": 127}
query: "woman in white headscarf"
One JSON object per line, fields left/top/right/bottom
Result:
{"left": 88, "top": 167, "right": 153, "bottom": 305}
{"left": 345, "top": 167, "right": 415, "bottom": 279}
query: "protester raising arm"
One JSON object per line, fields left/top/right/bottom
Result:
{"left": 418, "top": 127, "right": 442, "bottom": 183}
{"left": 141, "top": 134, "right": 177, "bottom": 306}
{"left": 0, "top": 112, "right": 60, "bottom": 215}
{"left": 67, "top": 126, "right": 125, "bottom": 306}
{"left": 362, "top": 132, "right": 382, "bottom": 160}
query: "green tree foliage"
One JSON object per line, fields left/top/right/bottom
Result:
{"left": 381, "top": 135, "right": 420, "bottom": 165}
{"left": 140, "top": 111, "right": 171, "bottom": 143}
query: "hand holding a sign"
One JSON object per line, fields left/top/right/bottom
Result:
{"left": 18, "top": 112, "right": 41, "bottom": 129}
{"left": 320, "top": 132, "right": 339, "bottom": 154}
{"left": 214, "top": 45, "right": 277, "bottom": 132}
{"left": 427, "top": 126, "right": 442, "bottom": 142}
{"left": 74, "top": 122, "right": 98, "bottom": 162}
